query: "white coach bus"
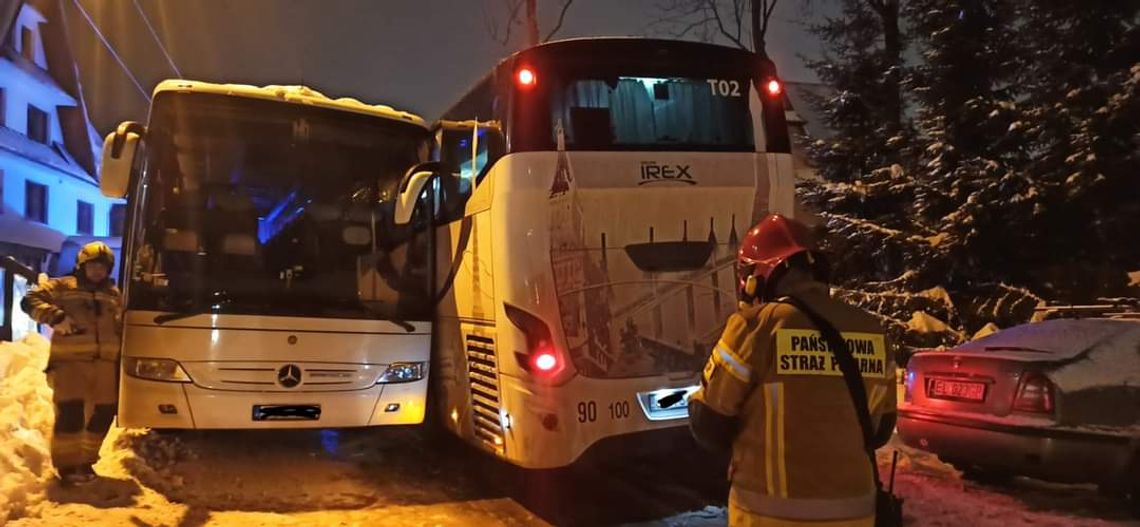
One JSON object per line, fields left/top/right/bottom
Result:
{"left": 100, "top": 80, "right": 437, "bottom": 429}
{"left": 389, "top": 38, "right": 797, "bottom": 468}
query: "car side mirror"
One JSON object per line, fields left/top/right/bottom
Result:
{"left": 101, "top": 121, "right": 146, "bottom": 198}
{"left": 393, "top": 161, "right": 442, "bottom": 226}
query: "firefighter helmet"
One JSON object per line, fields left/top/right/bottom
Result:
{"left": 737, "top": 214, "right": 825, "bottom": 301}
{"left": 77, "top": 241, "right": 115, "bottom": 271}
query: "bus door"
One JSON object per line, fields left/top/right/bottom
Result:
{"left": 426, "top": 120, "right": 506, "bottom": 437}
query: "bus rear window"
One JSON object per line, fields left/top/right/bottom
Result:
{"left": 552, "top": 76, "right": 754, "bottom": 151}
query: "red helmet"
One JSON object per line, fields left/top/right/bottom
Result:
{"left": 737, "top": 214, "right": 824, "bottom": 301}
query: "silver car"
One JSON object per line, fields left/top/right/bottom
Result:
{"left": 897, "top": 316, "right": 1140, "bottom": 514}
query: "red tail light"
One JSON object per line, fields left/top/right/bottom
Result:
{"left": 533, "top": 352, "right": 558, "bottom": 372}
{"left": 765, "top": 78, "right": 782, "bottom": 96}
{"left": 516, "top": 67, "right": 537, "bottom": 88}
{"left": 1013, "top": 373, "right": 1054, "bottom": 414}
{"left": 504, "top": 304, "right": 564, "bottom": 378}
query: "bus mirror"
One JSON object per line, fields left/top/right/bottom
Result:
{"left": 100, "top": 121, "right": 145, "bottom": 198}
{"left": 394, "top": 171, "right": 435, "bottom": 226}
{"left": 393, "top": 162, "right": 443, "bottom": 226}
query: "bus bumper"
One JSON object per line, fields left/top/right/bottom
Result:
{"left": 493, "top": 374, "right": 696, "bottom": 469}
{"left": 118, "top": 375, "right": 427, "bottom": 429}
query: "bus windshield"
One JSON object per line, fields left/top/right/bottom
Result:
{"left": 552, "top": 74, "right": 754, "bottom": 151}
{"left": 128, "top": 93, "right": 434, "bottom": 321}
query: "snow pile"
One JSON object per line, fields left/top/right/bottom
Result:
{"left": 908, "top": 311, "right": 957, "bottom": 336}
{"left": 0, "top": 335, "right": 54, "bottom": 524}
{"left": 972, "top": 323, "right": 1001, "bottom": 340}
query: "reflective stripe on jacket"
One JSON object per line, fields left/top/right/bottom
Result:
{"left": 23, "top": 275, "right": 123, "bottom": 360}
{"left": 690, "top": 286, "right": 896, "bottom": 522}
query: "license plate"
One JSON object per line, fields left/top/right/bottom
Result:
{"left": 637, "top": 386, "right": 699, "bottom": 421}
{"left": 252, "top": 404, "right": 322, "bottom": 421}
{"left": 650, "top": 390, "right": 691, "bottom": 411}
{"left": 928, "top": 379, "right": 987, "bottom": 402}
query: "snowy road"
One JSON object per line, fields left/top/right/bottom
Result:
{"left": 7, "top": 426, "right": 1139, "bottom": 527}
{"left": 3, "top": 335, "right": 1139, "bottom": 526}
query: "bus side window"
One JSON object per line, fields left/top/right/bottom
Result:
{"left": 472, "top": 125, "right": 504, "bottom": 186}
{"left": 436, "top": 129, "right": 475, "bottom": 224}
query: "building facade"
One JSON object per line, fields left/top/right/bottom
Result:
{"left": 0, "top": 0, "right": 122, "bottom": 341}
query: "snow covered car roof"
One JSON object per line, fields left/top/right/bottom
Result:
{"left": 954, "top": 318, "right": 1138, "bottom": 359}
{"left": 152, "top": 80, "right": 427, "bottom": 129}
{"left": 934, "top": 318, "right": 1140, "bottom": 393}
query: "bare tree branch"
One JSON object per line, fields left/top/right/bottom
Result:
{"left": 732, "top": 0, "right": 745, "bottom": 42}
{"left": 674, "top": 16, "right": 720, "bottom": 38}
{"left": 648, "top": 0, "right": 782, "bottom": 52}
{"left": 706, "top": 0, "right": 748, "bottom": 49}
{"left": 484, "top": 0, "right": 525, "bottom": 47}
{"left": 543, "top": 0, "right": 576, "bottom": 42}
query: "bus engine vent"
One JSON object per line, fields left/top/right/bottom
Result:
{"left": 465, "top": 332, "right": 505, "bottom": 453}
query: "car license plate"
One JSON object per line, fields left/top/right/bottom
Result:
{"left": 928, "top": 379, "right": 987, "bottom": 402}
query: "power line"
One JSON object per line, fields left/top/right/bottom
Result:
{"left": 131, "top": 0, "right": 181, "bottom": 78}
{"left": 68, "top": 0, "right": 150, "bottom": 101}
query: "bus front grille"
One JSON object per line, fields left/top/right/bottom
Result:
{"left": 465, "top": 332, "right": 504, "bottom": 453}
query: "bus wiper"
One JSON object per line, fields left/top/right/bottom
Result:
{"left": 153, "top": 308, "right": 211, "bottom": 325}
{"left": 153, "top": 294, "right": 235, "bottom": 325}
{"left": 387, "top": 318, "right": 416, "bottom": 333}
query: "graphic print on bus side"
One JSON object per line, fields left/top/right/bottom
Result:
{"left": 547, "top": 151, "right": 765, "bottom": 379}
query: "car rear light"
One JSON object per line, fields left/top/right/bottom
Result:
{"left": 1012, "top": 373, "right": 1054, "bottom": 414}
{"left": 903, "top": 369, "right": 916, "bottom": 402}
{"left": 504, "top": 303, "right": 565, "bottom": 379}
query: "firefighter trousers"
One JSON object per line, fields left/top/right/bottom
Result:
{"left": 729, "top": 500, "right": 874, "bottom": 527}
{"left": 46, "top": 359, "right": 118, "bottom": 470}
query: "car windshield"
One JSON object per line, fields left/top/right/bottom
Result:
{"left": 126, "top": 92, "right": 435, "bottom": 321}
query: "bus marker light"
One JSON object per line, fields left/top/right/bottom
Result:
{"left": 385, "top": 403, "right": 400, "bottom": 413}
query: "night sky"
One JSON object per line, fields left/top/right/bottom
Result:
{"left": 62, "top": 0, "right": 829, "bottom": 133}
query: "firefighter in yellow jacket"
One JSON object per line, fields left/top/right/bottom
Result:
{"left": 689, "top": 214, "right": 897, "bottom": 527}
{"left": 23, "top": 241, "right": 122, "bottom": 486}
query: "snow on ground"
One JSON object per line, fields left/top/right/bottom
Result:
{"left": 2, "top": 336, "right": 1137, "bottom": 526}
{"left": 8, "top": 426, "right": 546, "bottom": 527}
{"left": 0, "top": 334, "right": 55, "bottom": 524}
{"left": 879, "top": 439, "right": 1139, "bottom": 527}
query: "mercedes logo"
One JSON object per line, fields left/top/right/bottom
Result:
{"left": 277, "top": 364, "right": 302, "bottom": 388}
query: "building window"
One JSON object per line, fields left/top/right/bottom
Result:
{"left": 20, "top": 27, "right": 34, "bottom": 62}
{"left": 109, "top": 203, "right": 126, "bottom": 237}
{"left": 25, "top": 181, "right": 46, "bottom": 223}
{"left": 27, "top": 106, "right": 48, "bottom": 144}
{"left": 77, "top": 200, "right": 93, "bottom": 235}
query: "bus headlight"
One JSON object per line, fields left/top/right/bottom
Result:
{"left": 125, "top": 357, "right": 192, "bottom": 383}
{"left": 377, "top": 362, "right": 425, "bottom": 384}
